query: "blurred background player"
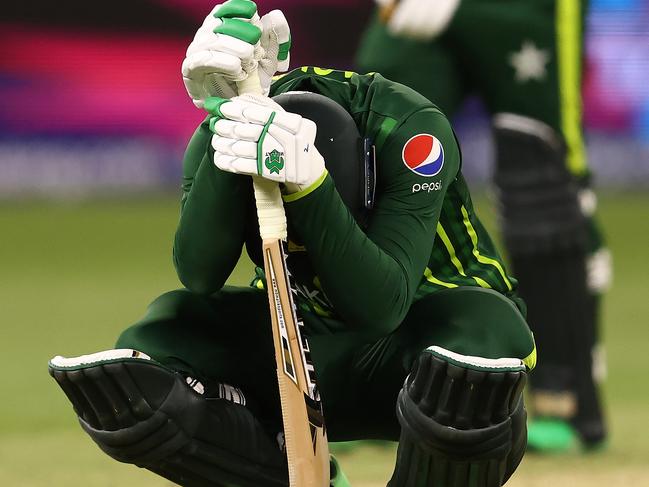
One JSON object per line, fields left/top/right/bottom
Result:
{"left": 356, "top": 0, "right": 611, "bottom": 451}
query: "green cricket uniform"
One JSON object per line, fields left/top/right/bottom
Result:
{"left": 117, "top": 68, "right": 535, "bottom": 441}
{"left": 358, "top": 0, "right": 591, "bottom": 178}
{"left": 357, "top": 0, "right": 605, "bottom": 253}
{"left": 357, "top": 0, "right": 608, "bottom": 445}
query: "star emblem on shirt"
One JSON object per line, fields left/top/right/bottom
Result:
{"left": 509, "top": 41, "right": 551, "bottom": 83}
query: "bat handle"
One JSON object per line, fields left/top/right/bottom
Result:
{"left": 237, "top": 73, "right": 264, "bottom": 96}
{"left": 379, "top": 0, "right": 398, "bottom": 23}
{"left": 236, "top": 72, "right": 288, "bottom": 241}
{"left": 252, "top": 177, "right": 287, "bottom": 241}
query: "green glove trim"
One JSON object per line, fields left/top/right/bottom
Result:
{"left": 282, "top": 170, "right": 329, "bottom": 203}
{"left": 213, "top": 0, "right": 257, "bottom": 20}
{"left": 214, "top": 18, "right": 262, "bottom": 45}
{"left": 278, "top": 35, "right": 292, "bottom": 61}
{"left": 209, "top": 117, "right": 218, "bottom": 133}
{"left": 257, "top": 111, "right": 277, "bottom": 175}
{"left": 204, "top": 97, "right": 230, "bottom": 120}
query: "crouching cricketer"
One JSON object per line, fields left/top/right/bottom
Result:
{"left": 49, "top": 1, "right": 536, "bottom": 485}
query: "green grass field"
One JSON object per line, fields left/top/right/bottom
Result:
{"left": 1, "top": 191, "right": 648, "bottom": 486}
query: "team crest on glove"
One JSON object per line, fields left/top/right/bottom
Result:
{"left": 265, "top": 149, "right": 285, "bottom": 174}
{"left": 207, "top": 94, "right": 325, "bottom": 187}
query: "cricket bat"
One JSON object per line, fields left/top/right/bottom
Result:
{"left": 237, "top": 75, "right": 330, "bottom": 486}
{"left": 379, "top": 0, "right": 399, "bottom": 23}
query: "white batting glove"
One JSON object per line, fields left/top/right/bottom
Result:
{"left": 257, "top": 10, "right": 291, "bottom": 92}
{"left": 182, "top": 0, "right": 291, "bottom": 107}
{"left": 205, "top": 95, "right": 325, "bottom": 192}
{"left": 378, "top": 0, "right": 461, "bottom": 41}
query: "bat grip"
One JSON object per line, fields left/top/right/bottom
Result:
{"left": 252, "top": 177, "right": 287, "bottom": 240}
{"left": 237, "top": 73, "right": 264, "bottom": 96}
{"left": 237, "top": 72, "right": 288, "bottom": 241}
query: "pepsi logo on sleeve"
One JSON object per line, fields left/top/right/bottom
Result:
{"left": 402, "top": 134, "right": 444, "bottom": 177}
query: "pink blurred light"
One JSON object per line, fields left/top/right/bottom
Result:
{"left": 1, "top": 24, "right": 203, "bottom": 139}
{"left": 155, "top": 0, "right": 366, "bottom": 17}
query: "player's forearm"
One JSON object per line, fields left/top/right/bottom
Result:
{"left": 173, "top": 156, "right": 250, "bottom": 294}
{"left": 285, "top": 176, "right": 416, "bottom": 334}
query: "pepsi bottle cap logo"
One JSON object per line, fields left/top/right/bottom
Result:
{"left": 402, "top": 133, "right": 444, "bottom": 177}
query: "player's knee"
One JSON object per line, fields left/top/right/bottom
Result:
{"left": 389, "top": 346, "right": 528, "bottom": 487}
{"left": 146, "top": 289, "right": 206, "bottom": 320}
{"left": 411, "top": 289, "right": 536, "bottom": 370}
{"left": 493, "top": 113, "right": 587, "bottom": 255}
{"left": 115, "top": 323, "right": 152, "bottom": 354}
{"left": 115, "top": 289, "right": 201, "bottom": 351}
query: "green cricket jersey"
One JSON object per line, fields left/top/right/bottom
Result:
{"left": 174, "top": 67, "right": 517, "bottom": 335}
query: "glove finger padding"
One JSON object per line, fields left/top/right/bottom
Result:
{"left": 212, "top": 136, "right": 258, "bottom": 158}
{"left": 213, "top": 119, "right": 264, "bottom": 141}
{"left": 219, "top": 99, "right": 275, "bottom": 123}
{"left": 260, "top": 10, "right": 292, "bottom": 73}
{"left": 182, "top": 49, "right": 248, "bottom": 103}
{"left": 182, "top": 0, "right": 263, "bottom": 106}
{"left": 206, "top": 95, "right": 325, "bottom": 189}
{"left": 187, "top": 31, "right": 255, "bottom": 61}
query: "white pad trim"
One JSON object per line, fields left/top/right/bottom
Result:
{"left": 50, "top": 349, "right": 151, "bottom": 368}
{"left": 587, "top": 248, "right": 613, "bottom": 293}
{"left": 428, "top": 345, "right": 524, "bottom": 370}
{"left": 493, "top": 112, "right": 562, "bottom": 152}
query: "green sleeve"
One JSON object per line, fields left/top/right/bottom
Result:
{"left": 285, "top": 108, "right": 460, "bottom": 335}
{"left": 173, "top": 120, "right": 254, "bottom": 294}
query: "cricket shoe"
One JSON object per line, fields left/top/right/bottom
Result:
{"left": 527, "top": 417, "right": 607, "bottom": 453}
{"left": 49, "top": 349, "right": 289, "bottom": 486}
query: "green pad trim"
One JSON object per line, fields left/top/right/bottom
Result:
{"left": 523, "top": 346, "right": 537, "bottom": 370}
{"left": 278, "top": 35, "right": 292, "bottom": 61}
{"left": 214, "top": 18, "right": 261, "bottom": 45}
{"left": 213, "top": 0, "right": 257, "bottom": 20}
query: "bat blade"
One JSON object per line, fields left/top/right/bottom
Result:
{"left": 262, "top": 238, "right": 329, "bottom": 486}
